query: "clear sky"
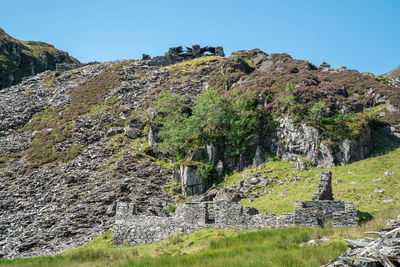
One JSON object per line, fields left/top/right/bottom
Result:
{"left": 2, "top": 0, "right": 399, "bottom": 74}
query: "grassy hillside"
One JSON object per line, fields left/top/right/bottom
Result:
{"left": 235, "top": 146, "right": 400, "bottom": 215}
{"left": 384, "top": 65, "right": 400, "bottom": 79}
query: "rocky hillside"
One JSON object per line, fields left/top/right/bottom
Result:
{"left": 384, "top": 65, "right": 400, "bottom": 79}
{"left": 0, "top": 46, "right": 400, "bottom": 259}
{"left": 0, "top": 28, "right": 79, "bottom": 89}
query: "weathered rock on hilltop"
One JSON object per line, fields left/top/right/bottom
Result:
{"left": 0, "top": 45, "right": 399, "bottom": 258}
{"left": 145, "top": 44, "right": 224, "bottom": 66}
{"left": 0, "top": 28, "right": 79, "bottom": 89}
{"left": 383, "top": 65, "right": 400, "bottom": 88}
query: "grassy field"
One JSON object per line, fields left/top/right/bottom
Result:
{"left": 0, "top": 227, "right": 345, "bottom": 267}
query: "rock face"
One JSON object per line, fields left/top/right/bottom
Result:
{"left": 0, "top": 28, "right": 80, "bottom": 89}
{"left": 272, "top": 116, "right": 373, "bottom": 168}
{"left": 312, "top": 171, "right": 334, "bottom": 200}
{"left": 180, "top": 166, "right": 206, "bottom": 196}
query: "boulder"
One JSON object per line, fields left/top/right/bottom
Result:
{"left": 180, "top": 166, "right": 206, "bottom": 196}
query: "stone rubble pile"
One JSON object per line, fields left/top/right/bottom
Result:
{"left": 325, "top": 215, "right": 400, "bottom": 266}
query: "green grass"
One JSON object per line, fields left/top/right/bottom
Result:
{"left": 164, "top": 56, "right": 221, "bottom": 73}
{"left": 0, "top": 227, "right": 345, "bottom": 267}
{"left": 232, "top": 146, "right": 400, "bottom": 215}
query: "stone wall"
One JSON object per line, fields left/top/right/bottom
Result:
{"left": 114, "top": 199, "right": 356, "bottom": 246}
{"left": 113, "top": 171, "right": 357, "bottom": 246}
{"left": 312, "top": 171, "right": 334, "bottom": 200}
{"left": 113, "top": 202, "right": 206, "bottom": 246}
{"left": 214, "top": 200, "right": 295, "bottom": 229}
{"left": 293, "top": 201, "right": 357, "bottom": 227}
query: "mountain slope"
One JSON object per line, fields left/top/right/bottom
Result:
{"left": 0, "top": 47, "right": 399, "bottom": 259}
{"left": 0, "top": 28, "right": 79, "bottom": 89}
{"left": 384, "top": 65, "right": 400, "bottom": 79}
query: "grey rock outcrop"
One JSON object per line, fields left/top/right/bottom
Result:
{"left": 147, "top": 126, "right": 158, "bottom": 147}
{"left": 312, "top": 171, "right": 334, "bottom": 200}
{"left": 148, "top": 45, "right": 225, "bottom": 67}
{"left": 252, "top": 145, "right": 264, "bottom": 166}
{"left": 180, "top": 166, "right": 206, "bottom": 196}
{"left": 270, "top": 116, "right": 373, "bottom": 168}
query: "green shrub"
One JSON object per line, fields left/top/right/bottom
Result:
{"left": 166, "top": 205, "right": 176, "bottom": 213}
{"left": 151, "top": 88, "right": 260, "bottom": 160}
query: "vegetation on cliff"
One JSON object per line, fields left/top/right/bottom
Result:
{"left": 0, "top": 28, "right": 79, "bottom": 89}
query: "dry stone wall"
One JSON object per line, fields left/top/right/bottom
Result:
{"left": 113, "top": 199, "right": 356, "bottom": 246}
{"left": 294, "top": 201, "right": 357, "bottom": 227}
{"left": 113, "top": 202, "right": 206, "bottom": 246}
{"left": 113, "top": 171, "right": 357, "bottom": 246}
{"left": 214, "top": 200, "right": 295, "bottom": 229}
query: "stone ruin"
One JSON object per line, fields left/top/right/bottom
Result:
{"left": 312, "top": 171, "right": 334, "bottom": 200}
{"left": 143, "top": 44, "right": 225, "bottom": 66}
{"left": 113, "top": 171, "right": 357, "bottom": 246}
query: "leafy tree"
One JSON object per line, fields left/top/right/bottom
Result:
{"left": 148, "top": 92, "right": 191, "bottom": 158}
{"left": 152, "top": 88, "right": 261, "bottom": 160}
{"left": 189, "top": 88, "right": 230, "bottom": 144}
{"left": 140, "top": 91, "right": 187, "bottom": 125}
{"left": 224, "top": 90, "right": 258, "bottom": 157}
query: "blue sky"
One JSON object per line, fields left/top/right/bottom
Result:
{"left": 2, "top": 0, "right": 399, "bottom": 74}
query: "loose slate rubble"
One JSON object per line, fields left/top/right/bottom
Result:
{"left": 325, "top": 215, "right": 400, "bottom": 266}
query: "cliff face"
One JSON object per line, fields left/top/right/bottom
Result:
{"left": 0, "top": 28, "right": 79, "bottom": 89}
{"left": 0, "top": 46, "right": 399, "bottom": 258}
